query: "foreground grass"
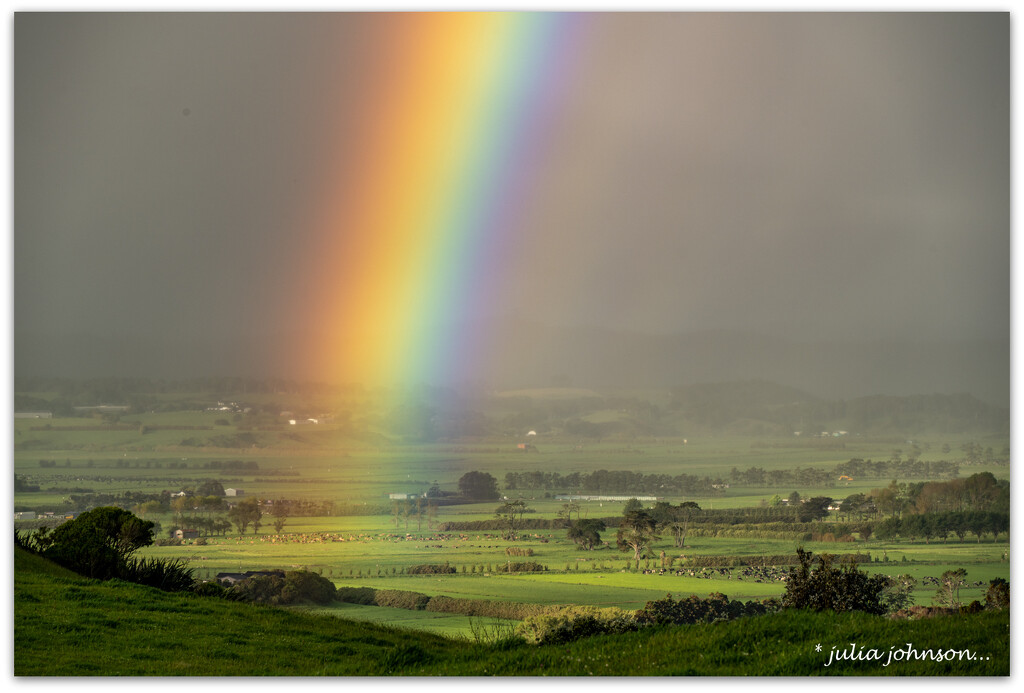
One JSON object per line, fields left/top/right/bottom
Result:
{"left": 15, "top": 548, "right": 1008, "bottom": 676}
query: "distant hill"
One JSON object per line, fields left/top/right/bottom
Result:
{"left": 465, "top": 321, "right": 1009, "bottom": 409}
{"left": 16, "top": 322, "right": 1009, "bottom": 408}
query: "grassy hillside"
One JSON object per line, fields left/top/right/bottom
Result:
{"left": 14, "top": 547, "right": 1009, "bottom": 676}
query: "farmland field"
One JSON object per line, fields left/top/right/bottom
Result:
{"left": 15, "top": 399, "right": 1010, "bottom": 635}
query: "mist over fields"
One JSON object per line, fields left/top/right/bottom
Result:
{"left": 15, "top": 320, "right": 1009, "bottom": 409}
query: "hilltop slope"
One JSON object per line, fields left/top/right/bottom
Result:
{"left": 14, "top": 548, "right": 1009, "bottom": 676}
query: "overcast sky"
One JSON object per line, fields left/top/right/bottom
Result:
{"left": 13, "top": 12, "right": 1010, "bottom": 396}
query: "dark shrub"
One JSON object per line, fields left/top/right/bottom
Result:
{"left": 279, "top": 571, "right": 337, "bottom": 605}
{"left": 782, "top": 547, "right": 887, "bottom": 614}
{"left": 34, "top": 507, "right": 154, "bottom": 581}
{"left": 229, "top": 575, "right": 285, "bottom": 604}
{"left": 193, "top": 581, "right": 232, "bottom": 598}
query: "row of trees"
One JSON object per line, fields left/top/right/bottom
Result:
{"left": 501, "top": 469, "right": 727, "bottom": 496}
{"left": 873, "top": 511, "right": 1009, "bottom": 544}
{"left": 391, "top": 497, "right": 440, "bottom": 532}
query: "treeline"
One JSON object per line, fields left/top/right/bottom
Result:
{"left": 728, "top": 459, "right": 960, "bottom": 487}
{"left": 504, "top": 460, "right": 967, "bottom": 497}
{"left": 874, "top": 511, "right": 1009, "bottom": 544}
{"left": 503, "top": 469, "right": 726, "bottom": 495}
{"left": 834, "top": 458, "right": 961, "bottom": 480}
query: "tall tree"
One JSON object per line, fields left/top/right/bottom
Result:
{"left": 271, "top": 503, "right": 289, "bottom": 534}
{"left": 616, "top": 510, "right": 659, "bottom": 561}
{"left": 566, "top": 518, "right": 606, "bottom": 551}
{"left": 661, "top": 501, "right": 701, "bottom": 548}
{"left": 228, "top": 498, "right": 262, "bottom": 535}
{"left": 495, "top": 499, "right": 527, "bottom": 540}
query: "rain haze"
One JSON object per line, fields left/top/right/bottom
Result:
{"left": 14, "top": 12, "right": 1010, "bottom": 406}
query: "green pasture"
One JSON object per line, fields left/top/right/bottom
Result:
{"left": 15, "top": 417, "right": 1010, "bottom": 624}
{"left": 133, "top": 508, "right": 1008, "bottom": 612}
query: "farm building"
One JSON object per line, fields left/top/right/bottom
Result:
{"left": 173, "top": 529, "right": 200, "bottom": 540}
{"left": 225, "top": 488, "right": 244, "bottom": 497}
{"left": 388, "top": 493, "right": 423, "bottom": 500}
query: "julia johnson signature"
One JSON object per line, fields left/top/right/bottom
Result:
{"left": 816, "top": 642, "right": 993, "bottom": 667}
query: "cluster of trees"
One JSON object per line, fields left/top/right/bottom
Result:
{"left": 867, "top": 473, "right": 1008, "bottom": 518}
{"left": 390, "top": 497, "right": 439, "bottom": 532}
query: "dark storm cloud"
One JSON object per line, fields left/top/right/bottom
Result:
{"left": 13, "top": 12, "right": 1009, "bottom": 402}
{"left": 15, "top": 14, "right": 368, "bottom": 342}
{"left": 500, "top": 13, "right": 1008, "bottom": 343}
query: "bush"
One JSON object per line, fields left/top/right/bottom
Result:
{"left": 275, "top": 571, "right": 336, "bottom": 605}
{"left": 193, "top": 581, "right": 233, "bottom": 598}
{"left": 229, "top": 575, "right": 285, "bottom": 604}
{"left": 516, "top": 605, "right": 637, "bottom": 645}
{"left": 33, "top": 507, "right": 154, "bottom": 581}
{"left": 782, "top": 547, "right": 887, "bottom": 615}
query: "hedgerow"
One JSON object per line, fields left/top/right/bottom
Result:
{"left": 423, "top": 595, "right": 552, "bottom": 620}
{"left": 516, "top": 606, "right": 638, "bottom": 644}
{"left": 373, "top": 589, "right": 431, "bottom": 610}
{"left": 406, "top": 563, "right": 456, "bottom": 575}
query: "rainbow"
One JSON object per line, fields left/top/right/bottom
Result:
{"left": 299, "top": 12, "right": 585, "bottom": 388}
